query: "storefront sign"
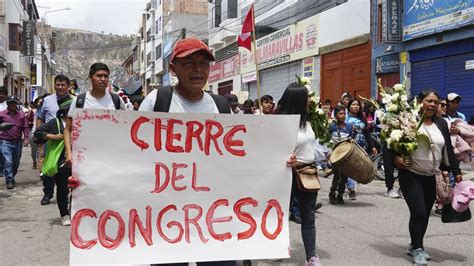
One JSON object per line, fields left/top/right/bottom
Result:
{"left": 22, "top": 21, "right": 35, "bottom": 57}
{"left": 403, "top": 0, "right": 474, "bottom": 40}
{"left": 69, "top": 109, "right": 298, "bottom": 264}
{"left": 376, "top": 54, "right": 400, "bottom": 74}
{"left": 241, "top": 15, "right": 319, "bottom": 74}
{"left": 382, "top": 0, "right": 402, "bottom": 42}
{"left": 466, "top": 60, "right": 474, "bottom": 70}
{"left": 209, "top": 54, "right": 240, "bottom": 83}
{"left": 303, "top": 57, "right": 314, "bottom": 79}
{"left": 30, "top": 64, "right": 37, "bottom": 85}
{"left": 242, "top": 72, "right": 257, "bottom": 83}
{"left": 400, "top": 52, "right": 407, "bottom": 64}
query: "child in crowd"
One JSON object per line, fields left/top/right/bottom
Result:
{"left": 328, "top": 105, "right": 352, "bottom": 204}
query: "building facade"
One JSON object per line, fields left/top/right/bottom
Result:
{"left": 372, "top": 0, "right": 474, "bottom": 119}
{"left": 207, "top": 0, "right": 371, "bottom": 105}
{"left": 0, "top": 0, "right": 43, "bottom": 103}
{"left": 125, "top": 0, "right": 208, "bottom": 94}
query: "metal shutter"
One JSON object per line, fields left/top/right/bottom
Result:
{"left": 410, "top": 58, "right": 444, "bottom": 99}
{"left": 444, "top": 52, "right": 474, "bottom": 121}
{"left": 248, "top": 61, "right": 301, "bottom": 101}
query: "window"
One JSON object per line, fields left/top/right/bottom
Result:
{"left": 147, "top": 29, "right": 151, "bottom": 42}
{"left": 227, "top": 0, "right": 237, "bottom": 19}
{"left": 214, "top": 0, "right": 221, "bottom": 27}
{"left": 156, "top": 17, "right": 161, "bottom": 34}
{"left": 9, "top": 23, "right": 20, "bottom": 51}
{"left": 377, "top": 2, "right": 383, "bottom": 44}
{"left": 156, "top": 44, "right": 162, "bottom": 59}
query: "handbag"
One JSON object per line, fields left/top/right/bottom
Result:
{"left": 425, "top": 130, "right": 453, "bottom": 205}
{"left": 294, "top": 166, "right": 321, "bottom": 192}
{"left": 441, "top": 203, "right": 471, "bottom": 223}
{"left": 42, "top": 119, "right": 65, "bottom": 177}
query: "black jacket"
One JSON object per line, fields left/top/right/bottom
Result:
{"left": 391, "top": 116, "right": 461, "bottom": 176}
{"left": 34, "top": 118, "right": 66, "bottom": 166}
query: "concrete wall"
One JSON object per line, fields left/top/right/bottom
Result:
{"left": 319, "top": 0, "right": 370, "bottom": 48}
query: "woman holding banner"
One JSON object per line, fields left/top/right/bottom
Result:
{"left": 276, "top": 82, "right": 321, "bottom": 266}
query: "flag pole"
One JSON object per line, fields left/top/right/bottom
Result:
{"left": 250, "top": 6, "right": 263, "bottom": 114}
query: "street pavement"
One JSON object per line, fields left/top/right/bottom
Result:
{"left": 1, "top": 146, "right": 473, "bottom": 265}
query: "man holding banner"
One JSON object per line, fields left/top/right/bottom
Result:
{"left": 67, "top": 38, "right": 299, "bottom": 265}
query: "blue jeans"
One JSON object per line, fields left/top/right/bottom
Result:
{"left": 347, "top": 177, "right": 356, "bottom": 190}
{"left": 1, "top": 140, "right": 23, "bottom": 183}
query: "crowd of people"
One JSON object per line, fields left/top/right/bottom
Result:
{"left": 1, "top": 37, "right": 473, "bottom": 265}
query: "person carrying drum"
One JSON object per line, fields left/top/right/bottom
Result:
{"left": 328, "top": 105, "right": 352, "bottom": 204}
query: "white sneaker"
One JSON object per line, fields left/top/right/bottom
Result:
{"left": 61, "top": 215, "right": 71, "bottom": 226}
{"left": 306, "top": 256, "right": 322, "bottom": 266}
{"left": 385, "top": 189, "right": 400, "bottom": 199}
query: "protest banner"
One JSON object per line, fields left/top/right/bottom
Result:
{"left": 69, "top": 109, "right": 299, "bottom": 264}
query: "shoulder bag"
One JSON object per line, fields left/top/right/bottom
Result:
{"left": 294, "top": 165, "right": 321, "bottom": 193}
{"left": 41, "top": 119, "right": 65, "bottom": 177}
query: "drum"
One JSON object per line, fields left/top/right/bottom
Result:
{"left": 329, "top": 139, "right": 375, "bottom": 184}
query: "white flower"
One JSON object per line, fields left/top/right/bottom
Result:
{"left": 387, "top": 104, "right": 398, "bottom": 112}
{"left": 391, "top": 93, "right": 400, "bottom": 101}
{"left": 401, "top": 94, "right": 408, "bottom": 102}
{"left": 317, "top": 109, "right": 324, "bottom": 115}
{"left": 390, "top": 129, "right": 403, "bottom": 142}
{"left": 300, "top": 77, "right": 311, "bottom": 85}
{"left": 393, "top": 84, "right": 404, "bottom": 91}
{"left": 382, "top": 96, "right": 392, "bottom": 105}
{"left": 375, "top": 110, "right": 385, "bottom": 119}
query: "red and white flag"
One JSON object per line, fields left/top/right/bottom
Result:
{"left": 238, "top": 5, "right": 254, "bottom": 51}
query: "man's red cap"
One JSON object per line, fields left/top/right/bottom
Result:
{"left": 171, "top": 37, "right": 215, "bottom": 62}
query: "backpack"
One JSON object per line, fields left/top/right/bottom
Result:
{"left": 153, "top": 86, "right": 231, "bottom": 114}
{"left": 76, "top": 92, "right": 121, "bottom": 110}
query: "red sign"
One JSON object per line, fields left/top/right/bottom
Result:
{"left": 209, "top": 54, "right": 240, "bottom": 83}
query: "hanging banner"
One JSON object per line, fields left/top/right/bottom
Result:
{"left": 22, "top": 21, "right": 35, "bottom": 57}
{"left": 382, "top": 0, "right": 402, "bottom": 42}
{"left": 403, "top": 0, "right": 474, "bottom": 40}
{"left": 241, "top": 14, "right": 319, "bottom": 74}
{"left": 69, "top": 110, "right": 299, "bottom": 264}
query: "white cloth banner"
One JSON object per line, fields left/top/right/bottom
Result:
{"left": 69, "top": 109, "right": 299, "bottom": 264}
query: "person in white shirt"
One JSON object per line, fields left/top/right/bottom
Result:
{"left": 64, "top": 63, "right": 125, "bottom": 165}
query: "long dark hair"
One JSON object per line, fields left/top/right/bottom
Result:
{"left": 275, "top": 82, "right": 308, "bottom": 128}
{"left": 347, "top": 99, "right": 365, "bottom": 122}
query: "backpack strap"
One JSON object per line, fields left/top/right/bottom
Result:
{"left": 153, "top": 86, "right": 231, "bottom": 114}
{"left": 209, "top": 94, "right": 231, "bottom": 114}
{"left": 153, "top": 86, "right": 173, "bottom": 112}
{"left": 76, "top": 93, "right": 86, "bottom": 108}
{"left": 110, "top": 93, "right": 121, "bottom": 110}
{"left": 76, "top": 92, "right": 121, "bottom": 110}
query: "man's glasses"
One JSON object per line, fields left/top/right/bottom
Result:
{"left": 440, "top": 103, "right": 447, "bottom": 109}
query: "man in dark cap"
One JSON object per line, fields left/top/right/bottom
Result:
{"left": 0, "top": 96, "right": 29, "bottom": 189}
{"left": 225, "top": 94, "right": 243, "bottom": 114}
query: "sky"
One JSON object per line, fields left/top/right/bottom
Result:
{"left": 35, "top": 0, "right": 147, "bottom": 35}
